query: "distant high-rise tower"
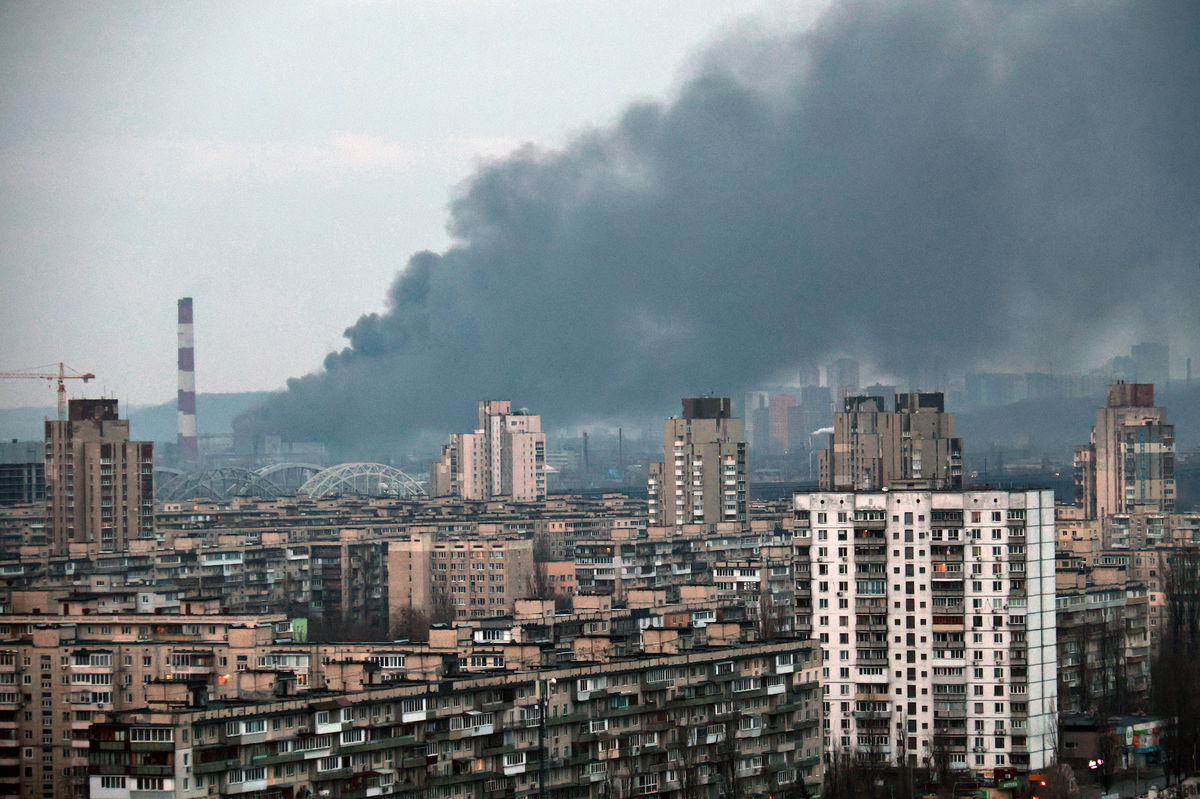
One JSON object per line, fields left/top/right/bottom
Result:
{"left": 430, "top": 401, "right": 546, "bottom": 502}
{"left": 819, "top": 392, "right": 962, "bottom": 490}
{"left": 648, "top": 398, "right": 747, "bottom": 527}
{"left": 177, "top": 297, "right": 199, "bottom": 463}
{"left": 1074, "top": 383, "right": 1174, "bottom": 519}
{"left": 46, "top": 399, "right": 154, "bottom": 556}
{"left": 827, "top": 357, "right": 861, "bottom": 401}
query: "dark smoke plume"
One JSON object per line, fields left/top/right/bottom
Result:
{"left": 239, "top": 0, "right": 1200, "bottom": 454}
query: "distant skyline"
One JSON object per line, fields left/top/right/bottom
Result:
{"left": 1, "top": 0, "right": 821, "bottom": 409}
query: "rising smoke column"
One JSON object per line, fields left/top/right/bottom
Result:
{"left": 239, "top": 0, "right": 1200, "bottom": 453}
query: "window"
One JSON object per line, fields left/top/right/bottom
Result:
{"left": 229, "top": 767, "right": 265, "bottom": 783}
{"left": 100, "top": 776, "right": 125, "bottom": 789}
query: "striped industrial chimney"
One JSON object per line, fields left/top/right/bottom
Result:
{"left": 177, "top": 298, "right": 199, "bottom": 463}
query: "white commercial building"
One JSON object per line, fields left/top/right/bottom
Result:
{"left": 792, "top": 487, "right": 1056, "bottom": 775}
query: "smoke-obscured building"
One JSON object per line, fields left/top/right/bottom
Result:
{"left": 1131, "top": 342, "right": 1169, "bottom": 388}
{"left": 792, "top": 488, "right": 1058, "bottom": 772}
{"left": 828, "top": 357, "right": 861, "bottom": 401}
{"left": 430, "top": 400, "right": 547, "bottom": 502}
{"left": 648, "top": 398, "right": 747, "bottom": 527}
{"left": 819, "top": 392, "right": 962, "bottom": 491}
{"left": 1074, "top": 383, "right": 1175, "bottom": 519}
{"left": 45, "top": 399, "right": 153, "bottom": 557}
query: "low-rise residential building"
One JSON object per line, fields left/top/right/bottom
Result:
{"left": 90, "top": 639, "right": 823, "bottom": 799}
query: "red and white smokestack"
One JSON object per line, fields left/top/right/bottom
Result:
{"left": 177, "top": 297, "right": 199, "bottom": 463}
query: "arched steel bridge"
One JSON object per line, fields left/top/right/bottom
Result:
{"left": 156, "top": 467, "right": 283, "bottom": 502}
{"left": 298, "top": 463, "right": 426, "bottom": 499}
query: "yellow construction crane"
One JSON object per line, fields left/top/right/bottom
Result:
{"left": 0, "top": 363, "right": 96, "bottom": 421}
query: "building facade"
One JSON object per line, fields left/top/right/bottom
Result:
{"left": 88, "top": 639, "right": 823, "bottom": 799}
{"left": 0, "top": 443, "right": 44, "bottom": 507}
{"left": 45, "top": 400, "right": 153, "bottom": 557}
{"left": 792, "top": 488, "right": 1057, "bottom": 774}
{"left": 648, "top": 398, "right": 748, "bottom": 527}
{"left": 386, "top": 534, "right": 534, "bottom": 629}
{"left": 1074, "top": 383, "right": 1175, "bottom": 519}
{"left": 819, "top": 393, "right": 962, "bottom": 491}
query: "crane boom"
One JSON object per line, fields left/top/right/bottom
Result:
{"left": 0, "top": 363, "right": 96, "bottom": 420}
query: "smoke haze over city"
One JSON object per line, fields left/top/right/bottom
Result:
{"left": 237, "top": 0, "right": 1199, "bottom": 451}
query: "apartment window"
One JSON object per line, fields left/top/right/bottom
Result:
{"left": 317, "top": 756, "right": 345, "bottom": 772}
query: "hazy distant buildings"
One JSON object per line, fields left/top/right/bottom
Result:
{"left": 1131, "top": 342, "right": 1169, "bottom": 387}
{"left": 0, "top": 440, "right": 44, "bottom": 506}
{"left": 793, "top": 488, "right": 1058, "bottom": 772}
{"left": 1074, "top": 383, "right": 1175, "bottom": 519}
{"left": 828, "top": 357, "right": 861, "bottom": 400}
{"left": 769, "top": 393, "right": 798, "bottom": 454}
{"left": 45, "top": 399, "right": 153, "bottom": 556}
{"left": 791, "top": 385, "right": 834, "bottom": 447}
{"left": 819, "top": 392, "right": 962, "bottom": 491}
{"left": 430, "top": 400, "right": 546, "bottom": 502}
{"left": 648, "top": 397, "right": 747, "bottom": 526}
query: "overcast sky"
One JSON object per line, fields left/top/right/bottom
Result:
{"left": 0, "top": 0, "right": 824, "bottom": 409}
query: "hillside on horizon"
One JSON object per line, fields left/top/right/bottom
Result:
{"left": 0, "top": 392, "right": 275, "bottom": 444}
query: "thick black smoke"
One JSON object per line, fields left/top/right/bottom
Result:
{"left": 240, "top": 0, "right": 1200, "bottom": 453}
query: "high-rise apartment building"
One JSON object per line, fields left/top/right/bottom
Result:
{"left": 769, "top": 393, "right": 798, "bottom": 454}
{"left": 1074, "top": 383, "right": 1175, "bottom": 519}
{"left": 648, "top": 398, "right": 747, "bottom": 527}
{"left": 45, "top": 399, "right": 153, "bottom": 557}
{"left": 819, "top": 393, "right": 962, "bottom": 491}
{"left": 0, "top": 441, "right": 44, "bottom": 506}
{"left": 792, "top": 488, "right": 1058, "bottom": 773}
{"left": 429, "top": 401, "right": 546, "bottom": 502}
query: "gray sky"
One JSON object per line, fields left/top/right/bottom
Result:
{"left": 0, "top": 0, "right": 823, "bottom": 409}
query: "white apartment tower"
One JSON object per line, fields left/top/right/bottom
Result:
{"left": 430, "top": 401, "right": 546, "bottom": 502}
{"left": 648, "top": 397, "right": 748, "bottom": 526}
{"left": 792, "top": 488, "right": 1056, "bottom": 775}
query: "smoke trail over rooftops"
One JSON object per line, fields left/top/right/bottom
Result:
{"left": 239, "top": 0, "right": 1200, "bottom": 453}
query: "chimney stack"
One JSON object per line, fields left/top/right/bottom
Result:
{"left": 177, "top": 298, "right": 199, "bottom": 463}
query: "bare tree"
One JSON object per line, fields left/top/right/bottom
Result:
{"left": 391, "top": 606, "right": 431, "bottom": 642}
{"left": 429, "top": 587, "right": 456, "bottom": 626}
{"left": 531, "top": 533, "right": 553, "bottom": 563}
{"left": 1095, "top": 726, "right": 1121, "bottom": 793}
{"left": 1154, "top": 548, "right": 1200, "bottom": 788}
{"left": 526, "top": 559, "right": 556, "bottom": 600}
